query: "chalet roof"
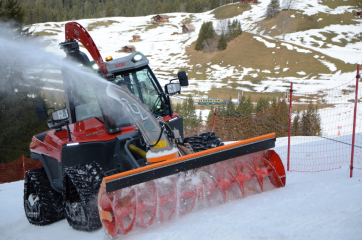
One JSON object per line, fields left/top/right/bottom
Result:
{"left": 124, "top": 45, "right": 135, "bottom": 48}
{"left": 133, "top": 35, "right": 140, "bottom": 37}
{"left": 183, "top": 24, "right": 196, "bottom": 30}
{"left": 158, "top": 14, "right": 169, "bottom": 19}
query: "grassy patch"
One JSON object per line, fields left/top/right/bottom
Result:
{"left": 35, "top": 31, "right": 58, "bottom": 37}
{"left": 211, "top": 3, "right": 251, "bottom": 20}
{"left": 259, "top": 10, "right": 358, "bottom": 36}
{"left": 44, "top": 24, "right": 51, "bottom": 27}
{"left": 181, "top": 14, "right": 195, "bottom": 25}
{"left": 87, "top": 20, "right": 119, "bottom": 31}
{"left": 208, "top": 86, "right": 284, "bottom": 102}
{"left": 185, "top": 32, "right": 355, "bottom": 88}
{"left": 319, "top": 0, "right": 359, "bottom": 9}
{"left": 142, "top": 23, "right": 178, "bottom": 32}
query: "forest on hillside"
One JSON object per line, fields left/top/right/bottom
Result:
{"left": 5, "top": 0, "right": 240, "bottom": 25}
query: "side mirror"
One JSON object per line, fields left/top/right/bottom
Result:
{"left": 47, "top": 108, "right": 69, "bottom": 130}
{"left": 51, "top": 109, "right": 69, "bottom": 121}
{"left": 34, "top": 103, "right": 48, "bottom": 121}
{"left": 178, "top": 71, "right": 189, "bottom": 86}
{"left": 165, "top": 82, "right": 181, "bottom": 95}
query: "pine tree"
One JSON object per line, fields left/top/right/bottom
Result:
{"left": 154, "top": 1, "right": 163, "bottom": 14}
{"left": 0, "top": 0, "right": 3, "bottom": 19}
{"left": 180, "top": 95, "right": 200, "bottom": 130}
{"left": 226, "top": 97, "right": 237, "bottom": 117}
{"left": 266, "top": 0, "right": 280, "bottom": 19}
{"left": 301, "top": 103, "right": 322, "bottom": 136}
{"left": 236, "top": 95, "right": 245, "bottom": 115}
{"left": 211, "top": 0, "right": 219, "bottom": 9}
{"left": 270, "top": 98, "right": 289, "bottom": 137}
{"left": 195, "top": 21, "right": 214, "bottom": 51}
{"left": 217, "top": 34, "right": 227, "bottom": 50}
{"left": 105, "top": 1, "right": 114, "bottom": 17}
{"left": 2, "top": 0, "right": 24, "bottom": 24}
{"left": 292, "top": 110, "right": 300, "bottom": 136}
{"left": 255, "top": 97, "right": 270, "bottom": 114}
{"left": 244, "top": 96, "right": 254, "bottom": 116}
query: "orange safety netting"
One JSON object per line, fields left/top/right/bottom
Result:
{"left": 287, "top": 76, "right": 362, "bottom": 172}
{"left": 185, "top": 70, "right": 362, "bottom": 174}
{"left": 0, "top": 156, "right": 43, "bottom": 184}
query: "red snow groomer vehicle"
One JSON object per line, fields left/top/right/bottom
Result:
{"left": 24, "top": 22, "right": 286, "bottom": 238}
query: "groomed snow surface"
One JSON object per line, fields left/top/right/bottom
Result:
{"left": 1, "top": 137, "right": 361, "bottom": 240}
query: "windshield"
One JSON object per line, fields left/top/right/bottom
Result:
{"left": 110, "top": 66, "right": 168, "bottom": 116}
{"left": 73, "top": 79, "right": 103, "bottom": 122}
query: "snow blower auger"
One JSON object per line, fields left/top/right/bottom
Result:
{"left": 26, "top": 22, "right": 285, "bottom": 237}
{"left": 98, "top": 133, "right": 285, "bottom": 238}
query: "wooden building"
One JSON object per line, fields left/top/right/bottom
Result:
{"left": 152, "top": 15, "right": 170, "bottom": 23}
{"left": 132, "top": 35, "right": 140, "bottom": 41}
{"left": 355, "top": 10, "right": 362, "bottom": 18}
{"left": 182, "top": 24, "right": 196, "bottom": 33}
{"left": 240, "top": 0, "right": 258, "bottom": 4}
{"left": 122, "top": 45, "right": 136, "bottom": 53}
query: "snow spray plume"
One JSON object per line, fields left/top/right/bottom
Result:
{"left": 0, "top": 22, "right": 135, "bottom": 126}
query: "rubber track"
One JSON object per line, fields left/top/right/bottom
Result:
{"left": 63, "top": 162, "right": 104, "bottom": 231}
{"left": 24, "top": 168, "right": 65, "bottom": 226}
{"left": 184, "top": 132, "right": 224, "bottom": 152}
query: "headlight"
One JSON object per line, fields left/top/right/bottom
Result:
{"left": 92, "top": 63, "right": 99, "bottom": 70}
{"left": 132, "top": 54, "right": 143, "bottom": 62}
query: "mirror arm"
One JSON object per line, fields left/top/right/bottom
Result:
{"left": 169, "top": 78, "right": 178, "bottom": 83}
{"left": 167, "top": 95, "right": 173, "bottom": 118}
{"left": 65, "top": 121, "right": 72, "bottom": 142}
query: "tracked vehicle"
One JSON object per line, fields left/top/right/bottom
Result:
{"left": 24, "top": 22, "right": 286, "bottom": 237}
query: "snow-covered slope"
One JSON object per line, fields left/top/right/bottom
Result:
{"left": 28, "top": 0, "right": 362, "bottom": 99}
{"left": 1, "top": 138, "right": 361, "bottom": 240}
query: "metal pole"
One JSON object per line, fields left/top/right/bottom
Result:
{"left": 350, "top": 64, "right": 360, "bottom": 178}
{"left": 287, "top": 83, "right": 293, "bottom": 171}
{"left": 22, "top": 154, "right": 26, "bottom": 179}
{"left": 211, "top": 108, "right": 217, "bottom": 132}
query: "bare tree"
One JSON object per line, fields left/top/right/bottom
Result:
{"left": 216, "top": 19, "right": 228, "bottom": 35}
{"left": 281, "top": 0, "right": 295, "bottom": 10}
{"left": 256, "top": 21, "right": 271, "bottom": 35}
{"left": 276, "top": 12, "right": 295, "bottom": 39}
{"left": 203, "top": 39, "right": 217, "bottom": 52}
{"left": 357, "top": 0, "right": 362, "bottom": 7}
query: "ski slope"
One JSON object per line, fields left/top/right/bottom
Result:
{"left": 1, "top": 138, "right": 361, "bottom": 240}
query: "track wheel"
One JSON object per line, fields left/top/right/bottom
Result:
{"left": 63, "top": 162, "right": 104, "bottom": 231}
{"left": 24, "top": 168, "right": 65, "bottom": 225}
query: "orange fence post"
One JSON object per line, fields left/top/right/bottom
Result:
{"left": 22, "top": 154, "right": 26, "bottom": 180}
{"left": 350, "top": 64, "right": 360, "bottom": 178}
{"left": 287, "top": 83, "right": 293, "bottom": 171}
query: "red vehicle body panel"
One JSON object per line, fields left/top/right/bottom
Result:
{"left": 30, "top": 114, "right": 178, "bottom": 162}
{"left": 30, "top": 118, "right": 136, "bottom": 162}
{"left": 163, "top": 113, "right": 179, "bottom": 122}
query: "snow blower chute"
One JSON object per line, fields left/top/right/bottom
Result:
{"left": 25, "top": 22, "right": 286, "bottom": 238}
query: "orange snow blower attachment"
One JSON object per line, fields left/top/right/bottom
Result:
{"left": 98, "top": 133, "right": 286, "bottom": 238}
